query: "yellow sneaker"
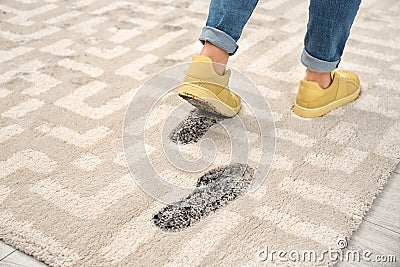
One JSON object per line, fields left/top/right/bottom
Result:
{"left": 178, "top": 55, "right": 241, "bottom": 117}
{"left": 293, "top": 70, "right": 361, "bottom": 118}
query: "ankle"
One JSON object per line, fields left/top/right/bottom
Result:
{"left": 200, "top": 41, "right": 229, "bottom": 75}
{"left": 305, "top": 69, "right": 332, "bottom": 89}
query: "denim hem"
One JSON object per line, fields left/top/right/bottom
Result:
{"left": 301, "top": 49, "right": 340, "bottom": 72}
{"left": 199, "top": 26, "right": 238, "bottom": 55}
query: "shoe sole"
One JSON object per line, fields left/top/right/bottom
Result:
{"left": 293, "top": 86, "right": 361, "bottom": 118}
{"left": 178, "top": 83, "right": 241, "bottom": 118}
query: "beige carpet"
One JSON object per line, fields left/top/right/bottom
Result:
{"left": 1, "top": 0, "right": 399, "bottom": 266}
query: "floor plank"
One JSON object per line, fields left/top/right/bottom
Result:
{"left": 363, "top": 172, "right": 400, "bottom": 233}
{"left": 1, "top": 249, "right": 47, "bottom": 267}
{"left": 336, "top": 221, "right": 399, "bottom": 267}
{"left": 0, "top": 241, "right": 15, "bottom": 260}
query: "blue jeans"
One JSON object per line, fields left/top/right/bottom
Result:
{"left": 199, "top": 0, "right": 361, "bottom": 72}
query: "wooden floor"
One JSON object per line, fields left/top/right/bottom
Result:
{"left": 1, "top": 164, "right": 399, "bottom": 266}
{"left": 336, "top": 164, "right": 400, "bottom": 267}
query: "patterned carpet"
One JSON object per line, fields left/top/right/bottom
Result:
{"left": 0, "top": 0, "right": 399, "bottom": 266}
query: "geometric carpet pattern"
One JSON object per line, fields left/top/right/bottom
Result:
{"left": 0, "top": 0, "right": 399, "bottom": 266}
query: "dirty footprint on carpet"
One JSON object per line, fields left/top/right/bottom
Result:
{"left": 170, "top": 109, "right": 225, "bottom": 144}
{"left": 153, "top": 163, "right": 253, "bottom": 231}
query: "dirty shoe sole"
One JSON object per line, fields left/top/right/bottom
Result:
{"left": 179, "top": 83, "right": 240, "bottom": 118}
{"left": 293, "top": 86, "right": 361, "bottom": 118}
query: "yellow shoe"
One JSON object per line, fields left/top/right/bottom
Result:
{"left": 293, "top": 70, "right": 361, "bottom": 118}
{"left": 178, "top": 55, "right": 241, "bottom": 117}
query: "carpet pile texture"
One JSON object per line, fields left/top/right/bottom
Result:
{"left": 0, "top": 0, "right": 399, "bottom": 266}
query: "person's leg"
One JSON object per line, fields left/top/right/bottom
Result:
{"left": 200, "top": 41, "right": 229, "bottom": 75}
{"left": 294, "top": 0, "right": 362, "bottom": 118}
{"left": 179, "top": 0, "right": 258, "bottom": 117}
{"left": 301, "top": 0, "right": 361, "bottom": 88}
{"left": 199, "top": 0, "right": 259, "bottom": 74}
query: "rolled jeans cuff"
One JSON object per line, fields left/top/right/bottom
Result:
{"left": 301, "top": 49, "right": 340, "bottom": 72}
{"left": 199, "top": 26, "right": 238, "bottom": 55}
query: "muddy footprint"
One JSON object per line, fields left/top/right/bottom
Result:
{"left": 153, "top": 163, "right": 253, "bottom": 231}
{"left": 170, "top": 109, "right": 225, "bottom": 145}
